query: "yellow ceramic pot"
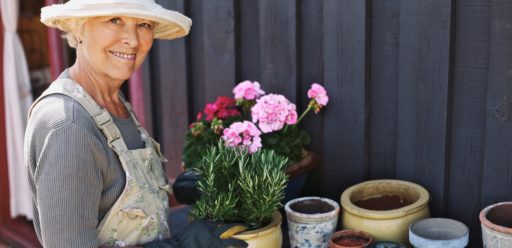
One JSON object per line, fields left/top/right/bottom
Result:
{"left": 340, "top": 179, "right": 430, "bottom": 246}
{"left": 232, "top": 211, "right": 282, "bottom": 248}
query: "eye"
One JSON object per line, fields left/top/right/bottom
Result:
{"left": 138, "top": 22, "right": 153, "bottom": 30}
{"left": 109, "top": 17, "right": 122, "bottom": 24}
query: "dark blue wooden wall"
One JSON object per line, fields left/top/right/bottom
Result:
{"left": 142, "top": 0, "right": 512, "bottom": 246}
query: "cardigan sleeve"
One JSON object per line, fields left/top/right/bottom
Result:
{"left": 34, "top": 122, "right": 106, "bottom": 248}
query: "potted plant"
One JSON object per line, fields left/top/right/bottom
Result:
{"left": 182, "top": 81, "right": 328, "bottom": 200}
{"left": 189, "top": 141, "right": 289, "bottom": 247}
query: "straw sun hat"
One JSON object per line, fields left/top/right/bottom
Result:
{"left": 41, "top": 0, "right": 192, "bottom": 40}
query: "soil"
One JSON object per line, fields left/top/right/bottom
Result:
{"left": 290, "top": 199, "right": 334, "bottom": 214}
{"left": 332, "top": 234, "right": 370, "bottom": 247}
{"left": 487, "top": 204, "right": 512, "bottom": 228}
{"left": 353, "top": 195, "right": 412, "bottom": 211}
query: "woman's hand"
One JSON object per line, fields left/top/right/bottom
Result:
{"left": 172, "top": 170, "right": 202, "bottom": 205}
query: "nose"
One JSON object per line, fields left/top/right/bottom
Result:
{"left": 122, "top": 24, "right": 139, "bottom": 48}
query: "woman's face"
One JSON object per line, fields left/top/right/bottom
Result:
{"left": 77, "top": 16, "right": 154, "bottom": 82}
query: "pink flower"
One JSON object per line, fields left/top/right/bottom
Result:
{"left": 204, "top": 103, "right": 217, "bottom": 121}
{"left": 307, "top": 83, "right": 329, "bottom": 106}
{"left": 203, "top": 96, "right": 240, "bottom": 121}
{"left": 251, "top": 94, "right": 297, "bottom": 133}
{"left": 222, "top": 121, "right": 262, "bottom": 153}
{"left": 233, "top": 81, "right": 265, "bottom": 100}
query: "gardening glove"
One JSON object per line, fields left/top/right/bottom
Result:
{"left": 172, "top": 170, "right": 201, "bottom": 205}
{"left": 143, "top": 219, "right": 248, "bottom": 248}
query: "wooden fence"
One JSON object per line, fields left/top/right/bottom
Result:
{"left": 141, "top": 0, "right": 512, "bottom": 246}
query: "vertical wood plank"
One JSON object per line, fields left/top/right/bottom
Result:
{"left": 45, "top": 0, "right": 65, "bottom": 80}
{"left": 299, "top": 0, "right": 324, "bottom": 196}
{"left": 258, "top": 0, "right": 297, "bottom": 101}
{"left": 396, "top": 0, "right": 453, "bottom": 216}
{"left": 140, "top": 60, "right": 153, "bottom": 136}
{"left": 129, "top": 69, "right": 146, "bottom": 128}
{"left": 446, "top": 1, "right": 490, "bottom": 246}
{"left": 189, "top": 0, "right": 236, "bottom": 116}
{"left": 152, "top": 0, "right": 189, "bottom": 177}
{"left": 368, "top": 0, "right": 400, "bottom": 179}
{"left": 0, "top": 7, "right": 8, "bottom": 226}
{"left": 481, "top": 0, "right": 512, "bottom": 207}
{"left": 238, "top": 0, "right": 260, "bottom": 82}
{"left": 322, "top": 0, "right": 368, "bottom": 199}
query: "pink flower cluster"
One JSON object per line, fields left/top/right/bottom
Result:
{"left": 222, "top": 121, "right": 262, "bottom": 153}
{"left": 251, "top": 94, "right": 298, "bottom": 133}
{"left": 214, "top": 81, "right": 327, "bottom": 154}
{"left": 307, "top": 83, "right": 329, "bottom": 113}
{"left": 204, "top": 96, "right": 240, "bottom": 121}
{"left": 233, "top": 80, "right": 265, "bottom": 100}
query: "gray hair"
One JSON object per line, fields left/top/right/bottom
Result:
{"left": 59, "top": 18, "right": 87, "bottom": 48}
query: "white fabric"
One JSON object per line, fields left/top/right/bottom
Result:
{"left": 40, "top": 0, "right": 192, "bottom": 40}
{"left": 2, "top": 0, "right": 34, "bottom": 219}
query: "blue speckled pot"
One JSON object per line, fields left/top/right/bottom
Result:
{"left": 285, "top": 197, "right": 340, "bottom": 248}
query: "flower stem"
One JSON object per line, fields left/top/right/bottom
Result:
{"left": 296, "top": 105, "right": 312, "bottom": 124}
{"left": 284, "top": 104, "right": 312, "bottom": 132}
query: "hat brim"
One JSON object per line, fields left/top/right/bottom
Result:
{"left": 41, "top": 2, "right": 192, "bottom": 40}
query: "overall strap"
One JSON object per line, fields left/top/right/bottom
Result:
{"left": 29, "top": 78, "right": 129, "bottom": 154}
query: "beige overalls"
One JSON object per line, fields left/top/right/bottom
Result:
{"left": 29, "top": 78, "right": 172, "bottom": 247}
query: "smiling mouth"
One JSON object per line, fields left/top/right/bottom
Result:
{"left": 109, "top": 51, "right": 136, "bottom": 60}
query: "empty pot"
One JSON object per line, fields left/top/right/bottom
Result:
{"left": 480, "top": 201, "right": 512, "bottom": 248}
{"left": 409, "top": 218, "right": 469, "bottom": 248}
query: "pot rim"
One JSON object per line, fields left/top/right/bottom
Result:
{"left": 340, "top": 179, "right": 430, "bottom": 219}
{"left": 409, "top": 218, "right": 469, "bottom": 244}
{"left": 329, "top": 229, "right": 374, "bottom": 247}
{"left": 232, "top": 211, "right": 282, "bottom": 239}
{"left": 284, "top": 196, "right": 340, "bottom": 219}
{"left": 367, "top": 240, "right": 406, "bottom": 248}
{"left": 479, "top": 201, "right": 512, "bottom": 235}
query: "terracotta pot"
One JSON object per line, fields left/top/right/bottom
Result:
{"left": 480, "top": 201, "right": 512, "bottom": 248}
{"left": 232, "top": 211, "right": 282, "bottom": 248}
{"left": 329, "top": 229, "right": 373, "bottom": 248}
{"left": 285, "top": 197, "right": 340, "bottom": 248}
{"left": 340, "top": 179, "right": 430, "bottom": 245}
{"left": 409, "top": 218, "right": 468, "bottom": 248}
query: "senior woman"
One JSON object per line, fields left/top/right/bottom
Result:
{"left": 24, "top": 0, "right": 245, "bottom": 247}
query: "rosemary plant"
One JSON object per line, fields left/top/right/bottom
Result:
{"left": 189, "top": 142, "right": 289, "bottom": 228}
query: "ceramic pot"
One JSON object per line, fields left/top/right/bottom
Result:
{"left": 340, "top": 179, "right": 430, "bottom": 245}
{"left": 285, "top": 196, "right": 340, "bottom": 248}
{"left": 409, "top": 218, "right": 469, "bottom": 248}
{"left": 367, "top": 241, "right": 407, "bottom": 248}
{"left": 232, "top": 211, "right": 282, "bottom": 248}
{"left": 329, "top": 229, "right": 373, "bottom": 248}
{"left": 480, "top": 201, "right": 512, "bottom": 248}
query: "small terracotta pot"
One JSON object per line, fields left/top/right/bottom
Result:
{"left": 329, "top": 229, "right": 373, "bottom": 248}
{"left": 480, "top": 202, "right": 512, "bottom": 248}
